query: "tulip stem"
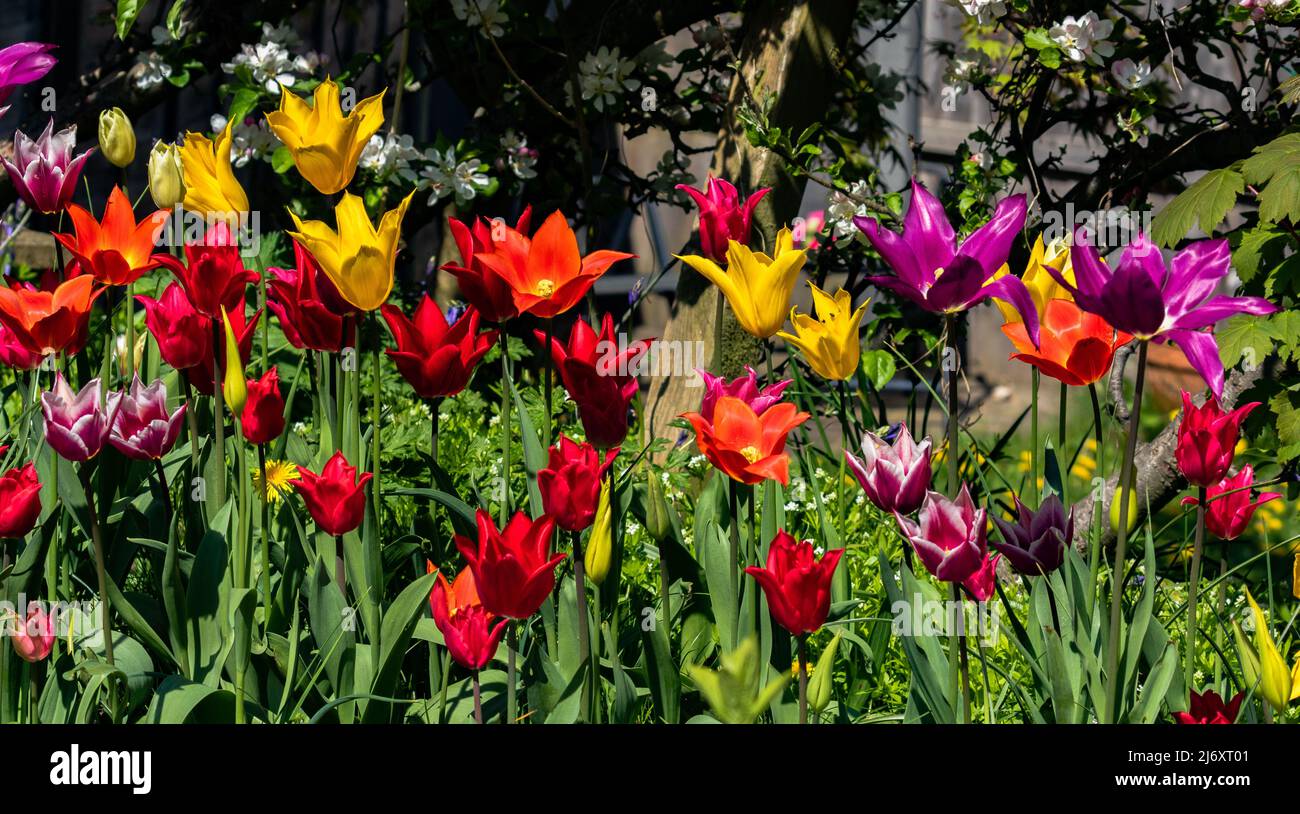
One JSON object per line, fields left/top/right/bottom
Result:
{"left": 728, "top": 478, "right": 740, "bottom": 644}
{"left": 126, "top": 282, "right": 136, "bottom": 384}
{"left": 944, "top": 315, "right": 960, "bottom": 497}
{"left": 572, "top": 529, "right": 591, "bottom": 722}
{"left": 438, "top": 648, "right": 451, "bottom": 724}
{"left": 506, "top": 623, "right": 517, "bottom": 724}
{"left": 1058, "top": 381, "right": 1068, "bottom": 504}
{"left": 371, "top": 312, "right": 382, "bottom": 525}
{"left": 212, "top": 321, "right": 227, "bottom": 515}
{"left": 1088, "top": 383, "right": 1105, "bottom": 607}
{"left": 543, "top": 318, "right": 553, "bottom": 449}
{"left": 499, "top": 332, "right": 511, "bottom": 526}
{"left": 953, "top": 582, "right": 972, "bottom": 724}
{"left": 797, "top": 635, "right": 809, "bottom": 724}
{"left": 1214, "top": 558, "right": 1228, "bottom": 689}
{"left": 472, "top": 670, "right": 483, "bottom": 724}
{"left": 1184, "top": 485, "right": 1207, "bottom": 693}
{"left": 334, "top": 535, "right": 346, "bottom": 597}
{"left": 79, "top": 465, "right": 119, "bottom": 724}
{"left": 185, "top": 380, "right": 201, "bottom": 484}
{"left": 1030, "top": 368, "right": 1039, "bottom": 504}
{"left": 258, "top": 443, "right": 273, "bottom": 632}
{"left": 1105, "top": 339, "right": 1147, "bottom": 724}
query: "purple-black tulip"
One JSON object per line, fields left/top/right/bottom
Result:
{"left": 990, "top": 494, "right": 1073, "bottom": 576}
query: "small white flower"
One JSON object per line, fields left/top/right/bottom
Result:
{"left": 1110, "top": 58, "right": 1152, "bottom": 90}
{"left": 134, "top": 52, "right": 173, "bottom": 90}
{"left": 360, "top": 132, "right": 420, "bottom": 183}
{"left": 450, "top": 0, "right": 508, "bottom": 38}
{"left": 784, "top": 501, "right": 799, "bottom": 512}
{"left": 956, "top": 0, "right": 1006, "bottom": 25}
{"left": 574, "top": 46, "right": 640, "bottom": 112}
{"left": 499, "top": 130, "right": 538, "bottom": 180}
{"left": 827, "top": 180, "right": 871, "bottom": 238}
{"left": 209, "top": 114, "right": 278, "bottom": 166}
{"left": 1049, "top": 12, "right": 1114, "bottom": 65}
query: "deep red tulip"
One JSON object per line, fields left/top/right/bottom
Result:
{"left": 0, "top": 321, "right": 42, "bottom": 370}
{"left": 0, "top": 460, "right": 41, "bottom": 538}
{"left": 537, "top": 313, "right": 651, "bottom": 449}
{"left": 1175, "top": 390, "right": 1259, "bottom": 488}
{"left": 185, "top": 307, "right": 260, "bottom": 396}
{"left": 1180, "top": 464, "right": 1281, "bottom": 540}
{"left": 242, "top": 366, "right": 286, "bottom": 445}
{"left": 380, "top": 296, "right": 496, "bottom": 399}
{"left": 442, "top": 208, "right": 533, "bottom": 323}
{"left": 455, "top": 509, "right": 564, "bottom": 619}
{"left": 1174, "top": 689, "right": 1244, "bottom": 724}
{"left": 156, "top": 221, "right": 258, "bottom": 320}
{"left": 961, "top": 552, "right": 1000, "bottom": 602}
{"left": 295, "top": 451, "right": 371, "bottom": 536}
{"left": 744, "top": 530, "right": 844, "bottom": 635}
{"left": 427, "top": 561, "right": 507, "bottom": 671}
{"left": 138, "top": 282, "right": 212, "bottom": 372}
{"left": 538, "top": 435, "right": 618, "bottom": 532}
{"left": 266, "top": 239, "right": 355, "bottom": 352}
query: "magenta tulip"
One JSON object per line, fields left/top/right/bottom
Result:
{"left": 846, "top": 423, "right": 933, "bottom": 515}
{"left": 894, "top": 483, "right": 988, "bottom": 585}
{"left": 695, "top": 365, "right": 791, "bottom": 422}
{"left": 41, "top": 374, "right": 118, "bottom": 462}
{"left": 0, "top": 42, "right": 56, "bottom": 107}
{"left": 676, "top": 176, "right": 769, "bottom": 263}
{"left": 108, "top": 376, "right": 187, "bottom": 461}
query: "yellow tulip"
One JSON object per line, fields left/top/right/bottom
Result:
{"left": 676, "top": 228, "right": 806, "bottom": 339}
{"left": 585, "top": 478, "right": 613, "bottom": 585}
{"left": 179, "top": 122, "right": 249, "bottom": 221}
{"left": 147, "top": 140, "right": 185, "bottom": 210}
{"left": 988, "top": 234, "right": 1074, "bottom": 324}
{"left": 1235, "top": 590, "right": 1293, "bottom": 712}
{"left": 98, "top": 107, "right": 136, "bottom": 168}
{"left": 777, "top": 284, "right": 867, "bottom": 381}
{"left": 221, "top": 307, "right": 247, "bottom": 414}
{"left": 265, "top": 78, "right": 385, "bottom": 195}
{"left": 286, "top": 191, "right": 413, "bottom": 312}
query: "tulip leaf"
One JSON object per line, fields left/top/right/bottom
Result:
{"left": 510, "top": 379, "right": 545, "bottom": 516}
{"left": 859, "top": 348, "right": 896, "bottom": 392}
{"left": 700, "top": 521, "right": 738, "bottom": 652}
{"left": 642, "top": 605, "right": 681, "bottom": 723}
{"left": 147, "top": 675, "right": 236, "bottom": 723}
{"left": 363, "top": 571, "right": 436, "bottom": 722}
{"left": 185, "top": 503, "right": 233, "bottom": 687}
{"left": 104, "top": 570, "right": 179, "bottom": 670}
{"left": 1134, "top": 644, "right": 1179, "bottom": 723}
{"left": 391, "top": 487, "right": 477, "bottom": 537}
{"left": 808, "top": 633, "right": 841, "bottom": 714}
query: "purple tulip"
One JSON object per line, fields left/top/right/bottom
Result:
{"left": 0, "top": 42, "right": 56, "bottom": 106}
{"left": 695, "top": 365, "right": 792, "bottom": 422}
{"left": 894, "top": 484, "right": 987, "bottom": 584}
{"left": 1049, "top": 231, "right": 1275, "bottom": 398}
{"left": 2, "top": 119, "right": 94, "bottom": 214}
{"left": 41, "top": 374, "right": 118, "bottom": 463}
{"left": 853, "top": 179, "right": 1040, "bottom": 347}
{"left": 108, "top": 376, "right": 187, "bottom": 461}
{"left": 846, "top": 423, "right": 933, "bottom": 515}
{"left": 990, "top": 494, "right": 1073, "bottom": 576}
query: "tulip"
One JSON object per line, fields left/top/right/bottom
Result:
{"left": 185, "top": 306, "right": 259, "bottom": 397}
{"left": 474, "top": 210, "right": 634, "bottom": 319}
{"left": 455, "top": 509, "right": 564, "bottom": 620}
{"left": 442, "top": 209, "right": 533, "bottom": 323}
{"left": 677, "top": 228, "right": 806, "bottom": 339}
{"left": 241, "top": 367, "right": 286, "bottom": 445}
{"left": 98, "top": 107, "right": 136, "bottom": 167}
{"left": 0, "top": 42, "right": 56, "bottom": 106}
{"left": 990, "top": 494, "right": 1073, "bottom": 576}
{"left": 265, "top": 78, "right": 385, "bottom": 195}
{"left": 286, "top": 191, "right": 412, "bottom": 312}
{"left": 380, "top": 296, "right": 497, "bottom": 399}
{"left": 676, "top": 176, "right": 770, "bottom": 263}
{"left": 41, "top": 374, "right": 118, "bottom": 463}
{"left": 178, "top": 121, "right": 249, "bottom": 220}
{"left": 1001, "top": 298, "right": 1131, "bottom": 387}
{"left": 894, "top": 484, "right": 988, "bottom": 584}
{"left": 845, "top": 423, "right": 933, "bottom": 515}
{"left": 147, "top": 140, "right": 185, "bottom": 210}
{"left": 267, "top": 240, "right": 356, "bottom": 352}
{"left": 537, "top": 313, "right": 651, "bottom": 449}
{"left": 0, "top": 275, "right": 100, "bottom": 357}
{"left": 107, "top": 375, "right": 186, "bottom": 461}
{"left": 0, "top": 460, "right": 41, "bottom": 538}
{"left": 696, "top": 365, "right": 791, "bottom": 422}
{"left": 1, "top": 119, "right": 94, "bottom": 214}
{"left": 1175, "top": 390, "right": 1259, "bottom": 488}
{"left": 157, "top": 221, "right": 259, "bottom": 320}
{"left": 9, "top": 605, "right": 55, "bottom": 663}
{"left": 1234, "top": 589, "right": 1295, "bottom": 712}
{"left": 683, "top": 395, "right": 809, "bottom": 485}
{"left": 989, "top": 234, "right": 1075, "bottom": 323}
{"left": 778, "top": 284, "right": 868, "bottom": 380}
{"left": 537, "top": 435, "right": 617, "bottom": 533}
{"left": 1109, "top": 486, "right": 1138, "bottom": 534}
{"left": 744, "top": 530, "right": 844, "bottom": 635}
{"left": 295, "top": 451, "right": 372, "bottom": 536}
{"left": 853, "top": 180, "right": 1040, "bottom": 347}
{"left": 962, "top": 553, "right": 1000, "bottom": 602}
{"left": 220, "top": 307, "right": 247, "bottom": 413}
{"left": 1174, "top": 689, "right": 1244, "bottom": 724}
{"left": 0, "top": 321, "right": 42, "bottom": 370}
{"left": 137, "top": 282, "right": 211, "bottom": 371}
{"left": 54, "top": 186, "right": 170, "bottom": 286}
{"left": 427, "top": 562, "right": 507, "bottom": 671}
{"left": 1180, "top": 465, "right": 1280, "bottom": 540}
{"left": 585, "top": 478, "right": 614, "bottom": 585}
{"left": 1050, "top": 232, "right": 1276, "bottom": 397}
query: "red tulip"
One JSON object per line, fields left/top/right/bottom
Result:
{"left": 242, "top": 366, "right": 286, "bottom": 445}
{"left": 455, "top": 509, "right": 564, "bottom": 619}
{"left": 961, "top": 552, "right": 1000, "bottom": 602}
{"left": 744, "top": 530, "right": 844, "bottom": 635}
{"left": 676, "top": 176, "right": 770, "bottom": 263}
{"left": 156, "top": 221, "right": 258, "bottom": 320}
{"left": 185, "top": 306, "right": 260, "bottom": 396}
{"left": 10, "top": 604, "right": 55, "bottom": 663}
{"left": 295, "top": 450, "right": 371, "bottom": 536}
{"left": 1175, "top": 390, "right": 1259, "bottom": 487}
{"left": 0, "top": 274, "right": 101, "bottom": 357}
{"left": 442, "top": 208, "right": 533, "bottom": 323}
{"left": 0, "top": 460, "right": 41, "bottom": 538}
{"left": 138, "top": 282, "right": 212, "bottom": 372}
{"left": 1174, "top": 689, "right": 1243, "bottom": 724}
{"left": 1180, "top": 464, "right": 1280, "bottom": 540}
{"left": 536, "top": 313, "right": 652, "bottom": 449}
{"left": 427, "top": 561, "right": 507, "bottom": 671}
{"left": 266, "top": 239, "right": 355, "bottom": 352}
{"left": 538, "top": 435, "right": 618, "bottom": 532}
{"left": 379, "top": 296, "right": 496, "bottom": 399}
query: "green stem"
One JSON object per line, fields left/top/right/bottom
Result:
{"left": 212, "top": 321, "right": 226, "bottom": 515}
{"left": 371, "top": 312, "right": 382, "bottom": 524}
{"left": 1058, "top": 381, "right": 1068, "bottom": 504}
{"left": 1214, "top": 558, "right": 1228, "bottom": 689}
{"left": 258, "top": 443, "right": 273, "bottom": 633}
{"left": 1184, "top": 485, "right": 1207, "bottom": 692}
{"left": 797, "top": 635, "right": 809, "bottom": 724}
{"left": 473, "top": 670, "right": 483, "bottom": 724}
{"left": 572, "top": 529, "right": 591, "bottom": 723}
{"left": 954, "top": 582, "right": 972, "bottom": 724}
{"left": 1088, "top": 383, "right": 1105, "bottom": 608}
{"left": 543, "top": 317, "right": 553, "bottom": 449}
{"left": 506, "top": 623, "right": 517, "bottom": 724}
{"left": 125, "top": 281, "right": 136, "bottom": 383}
{"left": 945, "top": 315, "right": 960, "bottom": 496}
{"left": 1030, "top": 368, "right": 1039, "bottom": 504}
{"left": 499, "top": 332, "right": 511, "bottom": 526}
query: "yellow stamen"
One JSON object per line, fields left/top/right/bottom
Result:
{"left": 536, "top": 279, "right": 555, "bottom": 297}
{"left": 740, "top": 445, "right": 760, "bottom": 463}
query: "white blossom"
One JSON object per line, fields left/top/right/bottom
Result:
{"left": 209, "top": 114, "right": 278, "bottom": 166}
{"left": 1049, "top": 12, "right": 1115, "bottom": 65}
{"left": 499, "top": 130, "right": 538, "bottom": 180}
{"left": 222, "top": 25, "right": 324, "bottom": 93}
{"left": 1110, "top": 58, "right": 1152, "bottom": 90}
{"left": 574, "top": 46, "right": 640, "bottom": 112}
{"left": 955, "top": 0, "right": 1006, "bottom": 25}
{"left": 417, "top": 147, "right": 491, "bottom": 205}
{"left": 360, "top": 132, "right": 420, "bottom": 183}
{"left": 450, "top": 0, "right": 509, "bottom": 38}
{"left": 827, "top": 180, "right": 871, "bottom": 239}
{"left": 133, "top": 52, "right": 173, "bottom": 90}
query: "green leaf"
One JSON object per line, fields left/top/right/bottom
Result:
{"left": 166, "top": 0, "right": 186, "bottom": 39}
{"left": 363, "top": 571, "right": 437, "bottom": 722}
{"left": 1023, "top": 29, "right": 1053, "bottom": 49}
{"left": 271, "top": 146, "right": 295, "bottom": 174}
{"left": 1268, "top": 390, "right": 1300, "bottom": 461}
{"left": 1151, "top": 167, "right": 1243, "bottom": 247}
{"left": 227, "top": 88, "right": 261, "bottom": 133}
{"left": 1230, "top": 225, "right": 1287, "bottom": 283}
{"left": 1242, "top": 132, "right": 1300, "bottom": 224}
{"left": 115, "top": 0, "right": 146, "bottom": 40}
{"left": 860, "top": 348, "right": 896, "bottom": 392}
{"left": 1216, "top": 314, "right": 1274, "bottom": 370}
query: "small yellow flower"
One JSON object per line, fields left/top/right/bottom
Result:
{"left": 791, "top": 658, "right": 815, "bottom": 680}
{"left": 265, "top": 78, "right": 385, "bottom": 195}
{"left": 286, "top": 191, "right": 413, "bottom": 311}
{"left": 989, "top": 234, "right": 1074, "bottom": 323}
{"left": 179, "top": 121, "right": 249, "bottom": 221}
{"left": 777, "top": 284, "right": 868, "bottom": 381}
{"left": 676, "top": 229, "right": 807, "bottom": 339}
{"left": 254, "top": 459, "right": 301, "bottom": 504}
{"left": 98, "top": 107, "right": 136, "bottom": 168}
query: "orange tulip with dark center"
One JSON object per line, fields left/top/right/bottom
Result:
{"left": 55, "top": 186, "right": 171, "bottom": 286}
{"left": 684, "top": 395, "right": 809, "bottom": 485}
{"left": 1000, "top": 298, "right": 1131, "bottom": 387}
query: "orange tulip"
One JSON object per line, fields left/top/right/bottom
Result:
{"left": 474, "top": 210, "right": 633, "bottom": 318}
{"left": 684, "top": 395, "right": 809, "bottom": 485}
{"left": 1001, "top": 298, "right": 1130, "bottom": 387}
{"left": 0, "top": 275, "right": 101, "bottom": 357}
{"left": 54, "top": 186, "right": 171, "bottom": 286}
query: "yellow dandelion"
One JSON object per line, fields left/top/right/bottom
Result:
{"left": 254, "top": 459, "right": 301, "bottom": 504}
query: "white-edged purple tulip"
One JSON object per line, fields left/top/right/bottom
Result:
{"left": 846, "top": 423, "right": 932, "bottom": 515}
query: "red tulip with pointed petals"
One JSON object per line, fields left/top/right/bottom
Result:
{"left": 1175, "top": 390, "right": 1259, "bottom": 488}
{"left": 744, "top": 530, "right": 844, "bottom": 635}
{"left": 537, "top": 435, "right": 618, "bottom": 532}
{"left": 441, "top": 208, "right": 533, "bottom": 323}
{"left": 295, "top": 450, "right": 371, "bottom": 536}
{"left": 380, "top": 297, "right": 496, "bottom": 399}
{"left": 427, "top": 562, "right": 507, "bottom": 671}
{"left": 455, "top": 509, "right": 564, "bottom": 619}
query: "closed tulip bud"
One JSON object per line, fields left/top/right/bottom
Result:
{"left": 221, "top": 307, "right": 247, "bottom": 413}
{"left": 1234, "top": 590, "right": 1295, "bottom": 712}
{"left": 148, "top": 140, "right": 185, "bottom": 209}
{"left": 98, "top": 107, "right": 136, "bottom": 167}
{"left": 585, "top": 479, "right": 613, "bottom": 585}
{"left": 644, "top": 468, "right": 673, "bottom": 543}
{"left": 808, "top": 632, "right": 841, "bottom": 714}
{"left": 1109, "top": 487, "right": 1138, "bottom": 534}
